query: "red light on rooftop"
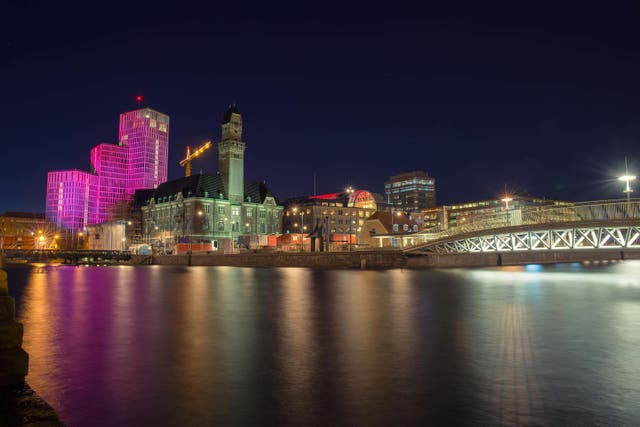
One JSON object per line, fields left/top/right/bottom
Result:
{"left": 135, "top": 95, "right": 143, "bottom": 103}
{"left": 308, "top": 192, "right": 342, "bottom": 200}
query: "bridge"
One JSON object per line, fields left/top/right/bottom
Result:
{"left": 1, "top": 249, "right": 131, "bottom": 264}
{"left": 401, "top": 199, "right": 640, "bottom": 256}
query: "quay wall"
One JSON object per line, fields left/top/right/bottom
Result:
{"left": 141, "top": 248, "right": 640, "bottom": 269}
{"left": 151, "top": 250, "right": 406, "bottom": 269}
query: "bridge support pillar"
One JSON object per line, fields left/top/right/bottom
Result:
{"left": 0, "top": 254, "right": 29, "bottom": 395}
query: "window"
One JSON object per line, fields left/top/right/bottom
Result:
{"left": 260, "top": 223, "right": 265, "bottom": 233}
{"left": 232, "top": 207, "right": 240, "bottom": 216}
{"left": 393, "top": 224, "right": 399, "bottom": 232}
{"left": 413, "top": 225, "right": 418, "bottom": 232}
{"left": 246, "top": 208, "right": 252, "bottom": 217}
{"left": 259, "top": 211, "right": 266, "bottom": 218}
{"left": 217, "top": 221, "right": 224, "bottom": 231}
{"left": 232, "top": 222, "right": 238, "bottom": 232}
{"left": 218, "top": 206, "right": 225, "bottom": 215}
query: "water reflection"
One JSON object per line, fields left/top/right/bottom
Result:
{"left": 5, "top": 263, "right": 640, "bottom": 426}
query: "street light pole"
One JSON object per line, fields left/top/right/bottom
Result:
{"left": 619, "top": 156, "right": 636, "bottom": 204}
{"left": 300, "top": 210, "right": 305, "bottom": 252}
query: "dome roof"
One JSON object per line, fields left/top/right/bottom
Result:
{"left": 222, "top": 104, "right": 240, "bottom": 124}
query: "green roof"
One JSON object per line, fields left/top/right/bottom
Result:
{"left": 134, "top": 173, "right": 279, "bottom": 206}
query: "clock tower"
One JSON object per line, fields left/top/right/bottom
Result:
{"left": 218, "top": 105, "right": 246, "bottom": 204}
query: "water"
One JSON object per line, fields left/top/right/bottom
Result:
{"left": 5, "top": 262, "right": 640, "bottom": 426}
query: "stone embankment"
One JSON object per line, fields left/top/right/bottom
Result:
{"left": 132, "top": 248, "right": 640, "bottom": 269}
{"left": 0, "top": 255, "right": 65, "bottom": 426}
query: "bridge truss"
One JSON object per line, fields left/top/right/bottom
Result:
{"left": 414, "top": 225, "right": 640, "bottom": 254}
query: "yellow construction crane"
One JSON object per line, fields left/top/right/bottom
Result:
{"left": 179, "top": 141, "right": 212, "bottom": 177}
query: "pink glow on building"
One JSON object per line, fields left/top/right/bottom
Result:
{"left": 90, "top": 143, "right": 128, "bottom": 224}
{"left": 119, "top": 108, "right": 169, "bottom": 195}
{"left": 46, "top": 108, "right": 170, "bottom": 231}
{"left": 46, "top": 170, "right": 98, "bottom": 231}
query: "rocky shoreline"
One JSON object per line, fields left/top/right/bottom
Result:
{"left": 0, "top": 383, "right": 64, "bottom": 426}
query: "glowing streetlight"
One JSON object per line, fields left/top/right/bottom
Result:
{"left": 501, "top": 196, "right": 513, "bottom": 210}
{"left": 619, "top": 157, "right": 636, "bottom": 203}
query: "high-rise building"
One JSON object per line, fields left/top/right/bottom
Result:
{"left": 90, "top": 143, "right": 128, "bottom": 224}
{"left": 384, "top": 171, "right": 436, "bottom": 212}
{"left": 46, "top": 170, "right": 98, "bottom": 231}
{"left": 119, "top": 108, "right": 170, "bottom": 194}
{"left": 46, "top": 107, "right": 170, "bottom": 231}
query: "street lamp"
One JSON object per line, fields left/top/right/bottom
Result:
{"left": 501, "top": 196, "right": 513, "bottom": 226}
{"left": 300, "top": 210, "right": 305, "bottom": 252}
{"left": 619, "top": 157, "right": 636, "bottom": 203}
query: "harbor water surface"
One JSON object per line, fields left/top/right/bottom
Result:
{"left": 6, "top": 262, "right": 640, "bottom": 426}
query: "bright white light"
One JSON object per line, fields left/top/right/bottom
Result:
{"left": 618, "top": 175, "right": 636, "bottom": 182}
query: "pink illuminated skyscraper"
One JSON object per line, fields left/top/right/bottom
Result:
{"left": 46, "top": 107, "right": 170, "bottom": 230}
{"left": 119, "top": 108, "right": 170, "bottom": 195}
{"left": 46, "top": 170, "right": 98, "bottom": 231}
{"left": 90, "top": 143, "right": 129, "bottom": 224}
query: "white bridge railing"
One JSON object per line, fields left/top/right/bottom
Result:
{"left": 409, "top": 199, "right": 640, "bottom": 247}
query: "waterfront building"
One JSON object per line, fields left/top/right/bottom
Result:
{"left": 135, "top": 105, "right": 283, "bottom": 253}
{"left": 90, "top": 143, "right": 128, "bottom": 224}
{"left": 46, "top": 108, "right": 170, "bottom": 231}
{"left": 384, "top": 171, "right": 436, "bottom": 212}
{"left": 358, "top": 211, "right": 421, "bottom": 248}
{"left": 282, "top": 189, "right": 377, "bottom": 251}
{"left": 0, "top": 211, "right": 58, "bottom": 250}
{"left": 422, "top": 196, "right": 574, "bottom": 229}
{"left": 119, "top": 109, "right": 170, "bottom": 195}
{"left": 46, "top": 170, "right": 98, "bottom": 232}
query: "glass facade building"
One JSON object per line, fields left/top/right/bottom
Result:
{"left": 46, "top": 170, "right": 98, "bottom": 231}
{"left": 119, "top": 109, "right": 169, "bottom": 195}
{"left": 384, "top": 171, "right": 436, "bottom": 212}
{"left": 46, "top": 108, "right": 170, "bottom": 230}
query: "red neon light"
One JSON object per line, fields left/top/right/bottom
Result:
{"left": 308, "top": 192, "right": 342, "bottom": 200}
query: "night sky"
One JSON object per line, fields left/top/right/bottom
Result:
{"left": 2, "top": 3, "right": 640, "bottom": 213}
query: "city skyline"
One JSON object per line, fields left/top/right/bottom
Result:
{"left": 2, "top": 3, "right": 640, "bottom": 213}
